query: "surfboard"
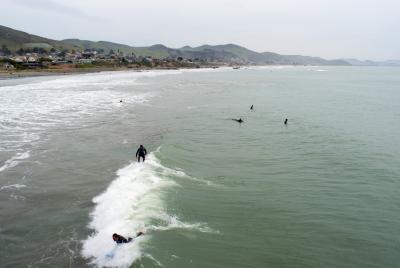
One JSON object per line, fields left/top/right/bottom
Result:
{"left": 105, "top": 246, "right": 117, "bottom": 259}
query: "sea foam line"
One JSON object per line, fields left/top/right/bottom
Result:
{"left": 0, "top": 151, "right": 30, "bottom": 172}
{"left": 0, "top": 184, "right": 27, "bottom": 191}
{"left": 81, "top": 152, "right": 216, "bottom": 268}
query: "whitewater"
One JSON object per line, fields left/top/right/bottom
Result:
{"left": 82, "top": 151, "right": 216, "bottom": 267}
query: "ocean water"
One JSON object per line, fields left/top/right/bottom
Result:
{"left": 0, "top": 66, "right": 399, "bottom": 268}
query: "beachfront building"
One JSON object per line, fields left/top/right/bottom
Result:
{"left": 82, "top": 50, "right": 97, "bottom": 59}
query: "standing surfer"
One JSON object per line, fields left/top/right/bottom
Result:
{"left": 136, "top": 145, "right": 147, "bottom": 162}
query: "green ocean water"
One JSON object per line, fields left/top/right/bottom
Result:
{"left": 0, "top": 66, "right": 399, "bottom": 267}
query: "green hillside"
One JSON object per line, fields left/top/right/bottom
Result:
{"left": 61, "top": 39, "right": 175, "bottom": 58}
{"left": 0, "top": 25, "right": 75, "bottom": 51}
{"left": 261, "top": 52, "right": 350, "bottom": 65}
{"left": 0, "top": 24, "right": 350, "bottom": 65}
{"left": 180, "top": 44, "right": 262, "bottom": 62}
{"left": 62, "top": 39, "right": 135, "bottom": 54}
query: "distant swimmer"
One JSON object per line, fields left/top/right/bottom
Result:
{"left": 136, "top": 145, "right": 147, "bottom": 162}
{"left": 112, "top": 232, "right": 144, "bottom": 244}
{"left": 232, "top": 118, "right": 244, "bottom": 123}
{"left": 250, "top": 105, "right": 254, "bottom": 110}
{"left": 119, "top": 100, "right": 123, "bottom": 103}
{"left": 284, "top": 118, "right": 288, "bottom": 125}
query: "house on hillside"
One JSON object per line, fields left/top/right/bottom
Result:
{"left": 124, "top": 55, "right": 137, "bottom": 63}
{"left": 27, "top": 56, "right": 38, "bottom": 63}
{"left": 22, "top": 57, "right": 42, "bottom": 68}
{"left": 12, "top": 56, "right": 27, "bottom": 63}
{"left": 82, "top": 50, "right": 97, "bottom": 59}
{"left": 65, "top": 52, "right": 82, "bottom": 63}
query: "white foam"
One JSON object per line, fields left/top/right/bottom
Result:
{"left": 149, "top": 213, "right": 219, "bottom": 234}
{"left": 0, "top": 151, "right": 30, "bottom": 172}
{"left": 82, "top": 153, "right": 216, "bottom": 267}
{"left": 0, "top": 68, "right": 231, "bottom": 153}
{"left": 307, "top": 68, "right": 328, "bottom": 72}
{"left": 252, "top": 65, "right": 296, "bottom": 70}
{"left": 0, "top": 71, "right": 160, "bottom": 153}
{"left": 0, "top": 183, "right": 27, "bottom": 191}
{"left": 9, "top": 193, "right": 26, "bottom": 201}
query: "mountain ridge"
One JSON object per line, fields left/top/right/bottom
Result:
{"left": 0, "top": 25, "right": 397, "bottom": 66}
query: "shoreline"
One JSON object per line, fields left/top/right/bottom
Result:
{"left": 0, "top": 66, "right": 215, "bottom": 80}
{"left": 1, "top": 65, "right": 362, "bottom": 80}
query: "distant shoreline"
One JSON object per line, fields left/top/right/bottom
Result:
{"left": 1, "top": 65, "right": 392, "bottom": 80}
{"left": 0, "top": 66, "right": 212, "bottom": 80}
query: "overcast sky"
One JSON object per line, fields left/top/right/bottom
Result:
{"left": 2, "top": 0, "right": 399, "bottom": 60}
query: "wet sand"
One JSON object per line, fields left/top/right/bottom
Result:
{"left": 0, "top": 66, "right": 185, "bottom": 80}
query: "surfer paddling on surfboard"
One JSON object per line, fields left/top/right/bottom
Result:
{"left": 232, "top": 118, "right": 244, "bottom": 123}
{"left": 105, "top": 232, "right": 145, "bottom": 259}
{"left": 112, "top": 232, "right": 144, "bottom": 244}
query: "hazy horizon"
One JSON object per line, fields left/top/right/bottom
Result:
{"left": 2, "top": 0, "right": 400, "bottom": 61}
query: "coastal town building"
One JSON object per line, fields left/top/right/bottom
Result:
{"left": 0, "top": 45, "right": 219, "bottom": 72}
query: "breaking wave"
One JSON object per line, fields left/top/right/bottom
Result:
{"left": 81, "top": 152, "right": 216, "bottom": 267}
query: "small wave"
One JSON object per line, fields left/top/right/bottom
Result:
{"left": 152, "top": 148, "right": 215, "bottom": 186}
{"left": 254, "top": 65, "right": 295, "bottom": 70}
{"left": 143, "top": 253, "right": 163, "bottom": 267}
{"left": 149, "top": 213, "right": 219, "bottom": 234}
{"left": 0, "top": 151, "right": 30, "bottom": 172}
{"left": 9, "top": 193, "right": 26, "bottom": 201}
{"left": 82, "top": 152, "right": 215, "bottom": 267}
{"left": 307, "top": 68, "right": 328, "bottom": 72}
{"left": 0, "top": 184, "right": 27, "bottom": 191}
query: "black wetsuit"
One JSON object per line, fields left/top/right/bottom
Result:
{"left": 136, "top": 146, "right": 147, "bottom": 162}
{"left": 115, "top": 236, "right": 133, "bottom": 244}
{"left": 115, "top": 232, "right": 143, "bottom": 244}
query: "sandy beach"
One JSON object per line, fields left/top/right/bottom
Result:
{"left": 0, "top": 66, "right": 189, "bottom": 80}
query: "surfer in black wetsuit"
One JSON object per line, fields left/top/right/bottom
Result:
{"left": 232, "top": 118, "right": 244, "bottom": 123}
{"left": 112, "top": 233, "right": 131, "bottom": 244}
{"left": 136, "top": 145, "right": 147, "bottom": 162}
{"left": 112, "top": 232, "right": 144, "bottom": 244}
{"left": 250, "top": 105, "right": 254, "bottom": 110}
{"left": 284, "top": 118, "right": 288, "bottom": 125}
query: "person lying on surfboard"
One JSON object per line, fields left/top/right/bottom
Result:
{"left": 232, "top": 118, "right": 244, "bottom": 123}
{"left": 112, "top": 232, "right": 144, "bottom": 244}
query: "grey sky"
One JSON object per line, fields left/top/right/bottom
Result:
{"left": 3, "top": 0, "right": 399, "bottom": 60}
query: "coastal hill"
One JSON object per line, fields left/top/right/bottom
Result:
{"left": 0, "top": 25, "right": 396, "bottom": 66}
{"left": 0, "top": 25, "right": 75, "bottom": 52}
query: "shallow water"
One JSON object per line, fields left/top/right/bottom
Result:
{"left": 0, "top": 66, "right": 399, "bottom": 267}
